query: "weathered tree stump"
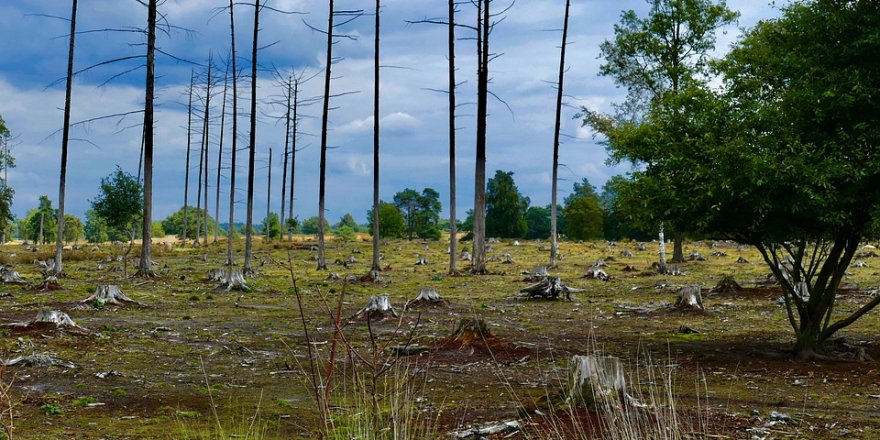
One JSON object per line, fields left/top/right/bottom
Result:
{"left": 34, "top": 259, "right": 56, "bottom": 275}
{"left": 853, "top": 260, "right": 869, "bottom": 268}
{"left": 487, "top": 254, "right": 500, "bottom": 262}
{"left": 567, "top": 355, "right": 627, "bottom": 409}
{"left": 327, "top": 272, "right": 341, "bottom": 281}
{"left": 83, "top": 285, "right": 138, "bottom": 306}
{"left": 688, "top": 251, "right": 705, "bottom": 261}
{"left": 674, "top": 286, "right": 704, "bottom": 311}
{"left": 488, "top": 238, "right": 499, "bottom": 244}
{"left": 622, "top": 265, "right": 638, "bottom": 272}
{"left": 219, "top": 269, "right": 250, "bottom": 292}
{"left": 637, "top": 242, "right": 647, "bottom": 251}
{"left": 710, "top": 275, "right": 742, "bottom": 294}
{"left": 37, "top": 276, "right": 64, "bottom": 291}
{"left": 414, "top": 255, "right": 429, "bottom": 266}
{"left": 736, "top": 256, "right": 749, "bottom": 264}
{"left": 163, "top": 242, "right": 173, "bottom": 251}
{"left": 620, "top": 249, "right": 634, "bottom": 258}
{"left": 207, "top": 268, "right": 225, "bottom": 282}
{"left": 460, "top": 250, "right": 472, "bottom": 261}
{"left": 521, "top": 276, "right": 583, "bottom": 300}
{"left": 4, "top": 353, "right": 76, "bottom": 369}
{"left": 405, "top": 288, "right": 445, "bottom": 310}
{"left": 8, "top": 310, "right": 86, "bottom": 333}
{"left": 501, "top": 253, "right": 515, "bottom": 264}
{"left": 351, "top": 294, "right": 399, "bottom": 321}
{"left": 0, "top": 266, "right": 26, "bottom": 284}
{"left": 260, "top": 255, "right": 275, "bottom": 266}
{"left": 360, "top": 269, "right": 383, "bottom": 283}
{"left": 593, "top": 259, "right": 607, "bottom": 268}
{"left": 523, "top": 265, "right": 549, "bottom": 282}
{"left": 512, "top": 240, "right": 520, "bottom": 246}
{"left": 584, "top": 266, "right": 611, "bottom": 281}
{"left": 711, "top": 251, "right": 727, "bottom": 257}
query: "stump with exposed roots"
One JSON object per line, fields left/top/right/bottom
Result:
{"left": 414, "top": 256, "right": 429, "bottom": 266}
{"left": 8, "top": 310, "right": 87, "bottom": 334}
{"left": 83, "top": 285, "right": 138, "bottom": 307}
{"left": 710, "top": 275, "right": 742, "bottom": 294}
{"left": 34, "top": 259, "right": 57, "bottom": 275}
{"left": 37, "top": 276, "right": 64, "bottom": 292}
{"left": 360, "top": 269, "right": 383, "bottom": 283}
{"left": 584, "top": 266, "right": 611, "bottom": 281}
{"left": 521, "top": 276, "right": 583, "bottom": 301}
{"left": 0, "top": 266, "right": 26, "bottom": 284}
{"left": 351, "top": 294, "right": 399, "bottom": 321}
{"left": 674, "top": 286, "right": 704, "bottom": 311}
{"left": 4, "top": 353, "right": 76, "bottom": 369}
{"left": 567, "top": 355, "right": 627, "bottom": 409}
{"left": 523, "top": 265, "right": 549, "bottom": 282}
{"left": 219, "top": 269, "right": 250, "bottom": 292}
{"left": 460, "top": 251, "right": 472, "bottom": 261}
{"left": 405, "top": 288, "right": 445, "bottom": 310}
{"left": 207, "top": 269, "right": 225, "bottom": 282}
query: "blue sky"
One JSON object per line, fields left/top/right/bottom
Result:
{"left": 0, "top": 0, "right": 781, "bottom": 224}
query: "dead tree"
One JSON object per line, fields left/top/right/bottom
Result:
{"left": 203, "top": 57, "right": 213, "bottom": 246}
{"left": 280, "top": 74, "right": 292, "bottom": 241}
{"left": 448, "top": 0, "right": 458, "bottom": 274}
{"left": 471, "top": 0, "right": 490, "bottom": 274}
{"left": 53, "top": 0, "right": 78, "bottom": 277}
{"left": 182, "top": 70, "right": 195, "bottom": 244}
{"left": 223, "top": 0, "right": 239, "bottom": 278}
{"left": 265, "top": 148, "right": 272, "bottom": 241}
{"left": 243, "top": 0, "right": 261, "bottom": 275}
{"left": 137, "top": 0, "right": 157, "bottom": 277}
{"left": 549, "top": 0, "right": 570, "bottom": 269}
{"left": 214, "top": 61, "right": 229, "bottom": 244}
{"left": 316, "top": 0, "right": 335, "bottom": 271}
{"left": 370, "top": 0, "right": 382, "bottom": 273}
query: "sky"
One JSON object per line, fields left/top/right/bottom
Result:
{"left": 0, "top": 0, "right": 782, "bottom": 225}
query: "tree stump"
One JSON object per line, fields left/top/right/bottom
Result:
{"left": 405, "top": 288, "right": 444, "bottom": 310}
{"left": 38, "top": 276, "right": 64, "bottom": 291}
{"left": 688, "top": 251, "right": 705, "bottom": 261}
{"left": 674, "top": 286, "right": 704, "bottom": 311}
{"left": 584, "top": 266, "right": 611, "bottom": 281}
{"left": 710, "top": 275, "right": 742, "bottom": 294}
{"left": 637, "top": 242, "right": 647, "bottom": 251}
{"left": 567, "top": 355, "right": 627, "bottom": 409}
{"left": 220, "top": 269, "right": 250, "bottom": 292}
{"left": 0, "top": 267, "right": 26, "bottom": 284}
{"left": 620, "top": 249, "right": 634, "bottom": 258}
{"left": 34, "top": 259, "right": 56, "bottom": 275}
{"left": 8, "top": 310, "right": 86, "bottom": 333}
{"left": 521, "top": 276, "right": 583, "bottom": 300}
{"left": 711, "top": 251, "right": 727, "bottom": 257}
{"left": 83, "top": 285, "right": 138, "bottom": 306}
{"left": 260, "top": 255, "right": 275, "bottom": 266}
{"left": 853, "top": 260, "right": 869, "bottom": 268}
{"left": 736, "top": 256, "right": 749, "bottom": 264}
{"left": 593, "top": 259, "right": 607, "bottom": 267}
{"left": 523, "top": 265, "right": 549, "bottom": 282}
{"left": 414, "top": 256, "right": 429, "bottom": 266}
{"left": 512, "top": 240, "right": 520, "bottom": 246}
{"left": 163, "top": 242, "right": 173, "bottom": 251}
{"left": 460, "top": 250, "right": 472, "bottom": 261}
{"left": 4, "top": 353, "right": 76, "bottom": 369}
{"left": 351, "top": 294, "right": 398, "bottom": 321}
{"left": 360, "top": 269, "right": 383, "bottom": 283}
{"left": 487, "top": 254, "right": 500, "bottom": 262}
{"left": 327, "top": 272, "right": 341, "bottom": 281}
{"left": 207, "top": 268, "right": 225, "bottom": 282}
{"left": 501, "top": 253, "right": 515, "bottom": 264}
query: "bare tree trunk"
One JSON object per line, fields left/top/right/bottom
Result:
{"left": 215, "top": 62, "right": 228, "bottom": 244}
{"left": 54, "top": 0, "right": 78, "bottom": 276}
{"left": 280, "top": 75, "right": 291, "bottom": 242}
{"left": 448, "top": 0, "right": 458, "bottom": 274}
{"left": 183, "top": 70, "right": 195, "bottom": 244}
{"left": 471, "top": 0, "right": 489, "bottom": 274}
{"left": 195, "top": 99, "right": 204, "bottom": 246}
{"left": 38, "top": 212, "right": 44, "bottom": 245}
{"left": 288, "top": 76, "right": 298, "bottom": 242}
{"left": 672, "top": 231, "right": 685, "bottom": 263}
{"left": 371, "top": 0, "right": 381, "bottom": 272}
{"left": 317, "top": 0, "right": 335, "bottom": 271}
{"left": 202, "top": 58, "right": 213, "bottom": 247}
{"left": 265, "top": 148, "right": 272, "bottom": 241}
{"left": 138, "top": 0, "right": 157, "bottom": 277}
{"left": 225, "top": 0, "right": 239, "bottom": 269}
{"left": 549, "top": 0, "right": 570, "bottom": 269}
{"left": 658, "top": 225, "right": 667, "bottom": 274}
{"left": 243, "top": 0, "right": 260, "bottom": 274}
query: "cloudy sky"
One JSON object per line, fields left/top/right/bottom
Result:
{"left": 0, "top": 0, "right": 781, "bottom": 224}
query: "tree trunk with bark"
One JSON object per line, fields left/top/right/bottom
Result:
{"left": 54, "top": 0, "right": 78, "bottom": 277}
{"left": 215, "top": 62, "right": 228, "bottom": 244}
{"left": 549, "top": 0, "right": 570, "bottom": 269}
{"left": 447, "top": 0, "right": 458, "bottom": 274}
{"left": 201, "top": 59, "right": 213, "bottom": 247}
{"left": 672, "top": 231, "right": 685, "bottom": 263}
{"left": 243, "top": 0, "right": 260, "bottom": 275}
{"left": 138, "top": 0, "right": 157, "bottom": 277}
{"left": 316, "top": 0, "right": 335, "bottom": 271}
{"left": 370, "top": 0, "right": 382, "bottom": 273}
{"left": 183, "top": 71, "right": 195, "bottom": 244}
{"left": 224, "top": 0, "right": 239, "bottom": 273}
{"left": 265, "top": 148, "right": 272, "bottom": 241}
{"left": 280, "top": 75, "right": 291, "bottom": 242}
{"left": 471, "top": 0, "right": 490, "bottom": 274}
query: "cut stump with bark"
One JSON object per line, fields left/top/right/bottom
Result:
{"left": 8, "top": 310, "right": 87, "bottom": 334}
{"left": 0, "top": 267, "right": 26, "bottom": 284}
{"left": 219, "top": 269, "right": 250, "bottom": 292}
{"left": 567, "top": 355, "right": 627, "bottom": 409}
{"left": 584, "top": 266, "right": 611, "bottom": 281}
{"left": 207, "top": 268, "right": 225, "bottom": 282}
{"left": 405, "top": 288, "right": 445, "bottom": 310}
{"left": 4, "top": 353, "right": 76, "bottom": 369}
{"left": 351, "top": 294, "right": 399, "bottom": 321}
{"left": 710, "top": 275, "right": 742, "bottom": 295}
{"left": 521, "top": 276, "right": 583, "bottom": 301}
{"left": 674, "top": 286, "right": 704, "bottom": 311}
{"left": 82, "top": 285, "right": 138, "bottom": 307}
{"left": 414, "top": 256, "right": 429, "bottom": 266}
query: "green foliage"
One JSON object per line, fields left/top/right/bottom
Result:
{"left": 0, "top": 185, "right": 14, "bottom": 242}
{"left": 40, "top": 403, "right": 61, "bottom": 417}
{"left": 301, "top": 216, "right": 329, "bottom": 235}
{"left": 84, "top": 209, "right": 110, "bottom": 243}
{"left": 24, "top": 196, "right": 57, "bottom": 244}
{"left": 485, "top": 171, "right": 528, "bottom": 238}
{"left": 393, "top": 188, "right": 442, "bottom": 240}
{"left": 262, "top": 212, "right": 281, "bottom": 240}
{"left": 91, "top": 167, "right": 143, "bottom": 239}
{"left": 525, "top": 206, "right": 550, "bottom": 240}
{"left": 335, "top": 213, "right": 360, "bottom": 232}
{"left": 62, "top": 214, "right": 84, "bottom": 242}
{"left": 563, "top": 179, "right": 604, "bottom": 241}
{"left": 151, "top": 221, "right": 165, "bottom": 238}
{"left": 600, "top": 175, "right": 653, "bottom": 241}
{"left": 335, "top": 225, "right": 356, "bottom": 242}
{"left": 161, "top": 206, "right": 220, "bottom": 240}
{"left": 285, "top": 217, "right": 299, "bottom": 235}
{"left": 367, "top": 202, "right": 406, "bottom": 239}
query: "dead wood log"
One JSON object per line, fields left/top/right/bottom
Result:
{"left": 351, "top": 294, "right": 398, "bottom": 321}
{"left": 567, "top": 355, "right": 627, "bottom": 409}
{"left": 674, "top": 286, "right": 704, "bottom": 311}
{"left": 405, "top": 288, "right": 444, "bottom": 310}
{"left": 4, "top": 353, "right": 76, "bottom": 369}
{"left": 521, "top": 276, "right": 583, "bottom": 300}
{"left": 82, "top": 285, "right": 138, "bottom": 306}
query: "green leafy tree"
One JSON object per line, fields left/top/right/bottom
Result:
{"left": 0, "top": 115, "right": 13, "bottom": 243}
{"left": 302, "top": 216, "right": 329, "bottom": 235}
{"left": 262, "top": 212, "right": 281, "bottom": 240}
{"left": 335, "top": 213, "right": 360, "bottom": 232}
{"left": 563, "top": 179, "right": 604, "bottom": 240}
{"left": 485, "top": 171, "right": 528, "bottom": 238}
{"left": 393, "top": 188, "right": 442, "bottom": 240}
{"left": 600, "top": 175, "right": 653, "bottom": 241}
{"left": 335, "top": 225, "right": 356, "bottom": 242}
{"left": 84, "top": 209, "right": 110, "bottom": 243}
{"left": 583, "top": 0, "right": 738, "bottom": 260}
{"left": 25, "top": 196, "right": 57, "bottom": 244}
{"left": 91, "top": 168, "right": 143, "bottom": 243}
{"left": 525, "top": 206, "right": 551, "bottom": 240}
{"left": 285, "top": 217, "right": 300, "bottom": 235}
{"left": 62, "top": 214, "right": 84, "bottom": 243}
{"left": 162, "top": 207, "right": 220, "bottom": 240}
{"left": 367, "top": 202, "right": 406, "bottom": 239}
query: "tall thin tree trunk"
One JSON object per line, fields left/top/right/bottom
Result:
{"left": 288, "top": 76, "right": 298, "bottom": 241}
{"left": 448, "top": 0, "right": 458, "bottom": 274}
{"left": 215, "top": 62, "right": 228, "bottom": 244}
{"left": 54, "top": 0, "right": 78, "bottom": 276}
{"left": 139, "top": 0, "right": 157, "bottom": 276}
{"left": 280, "top": 75, "right": 291, "bottom": 242}
{"left": 471, "top": 0, "right": 490, "bottom": 274}
{"left": 265, "top": 148, "right": 272, "bottom": 241}
{"left": 317, "top": 0, "right": 335, "bottom": 271}
{"left": 370, "top": 0, "right": 381, "bottom": 272}
{"left": 202, "top": 59, "right": 213, "bottom": 247}
{"left": 672, "top": 231, "right": 685, "bottom": 263}
{"left": 183, "top": 71, "right": 195, "bottom": 244}
{"left": 195, "top": 98, "right": 204, "bottom": 247}
{"left": 225, "top": 0, "right": 239, "bottom": 269}
{"left": 549, "top": 0, "right": 570, "bottom": 268}
{"left": 243, "top": 0, "right": 260, "bottom": 274}
{"left": 38, "top": 212, "right": 44, "bottom": 245}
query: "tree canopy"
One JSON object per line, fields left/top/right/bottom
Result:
{"left": 367, "top": 201, "right": 406, "bottom": 239}
{"left": 90, "top": 167, "right": 143, "bottom": 239}
{"left": 486, "top": 171, "right": 529, "bottom": 238}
